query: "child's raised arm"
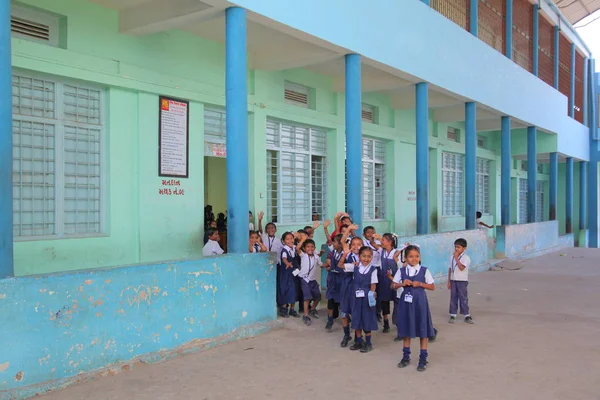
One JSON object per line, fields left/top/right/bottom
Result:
{"left": 295, "top": 232, "right": 308, "bottom": 255}
{"left": 257, "top": 211, "right": 264, "bottom": 234}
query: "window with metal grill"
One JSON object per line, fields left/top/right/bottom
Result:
{"left": 518, "top": 177, "right": 528, "bottom": 224}
{"left": 361, "top": 103, "right": 377, "bottom": 124}
{"left": 266, "top": 119, "right": 327, "bottom": 223}
{"left": 344, "top": 138, "right": 387, "bottom": 220}
{"left": 476, "top": 158, "right": 491, "bottom": 214}
{"left": 536, "top": 180, "right": 544, "bottom": 222}
{"left": 11, "top": 5, "right": 59, "bottom": 47}
{"left": 284, "top": 81, "right": 310, "bottom": 108}
{"left": 442, "top": 152, "right": 464, "bottom": 216}
{"left": 477, "top": 136, "right": 486, "bottom": 149}
{"left": 447, "top": 127, "right": 460, "bottom": 142}
{"left": 12, "top": 73, "right": 104, "bottom": 238}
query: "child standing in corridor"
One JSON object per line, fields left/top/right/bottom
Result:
{"left": 447, "top": 238, "right": 474, "bottom": 324}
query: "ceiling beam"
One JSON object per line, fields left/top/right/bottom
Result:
{"left": 119, "top": 0, "right": 224, "bottom": 36}
{"left": 251, "top": 53, "right": 341, "bottom": 72}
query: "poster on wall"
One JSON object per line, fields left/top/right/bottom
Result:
{"left": 204, "top": 142, "right": 227, "bottom": 158}
{"left": 159, "top": 96, "right": 189, "bottom": 178}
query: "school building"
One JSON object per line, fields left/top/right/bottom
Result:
{"left": 0, "top": 0, "right": 599, "bottom": 396}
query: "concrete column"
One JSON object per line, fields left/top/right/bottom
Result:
{"left": 532, "top": 4, "right": 539, "bottom": 76}
{"left": 505, "top": 0, "right": 513, "bottom": 60}
{"left": 588, "top": 59, "right": 598, "bottom": 248}
{"left": 416, "top": 82, "right": 429, "bottom": 235}
{"left": 549, "top": 152, "right": 558, "bottom": 220}
{"left": 345, "top": 54, "right": 363, "bottom": 229}
{"left": 225, "top": 7, "right": 249, "bottom": 253}
{"left": 570, "top": 43, "right": 575, "bottom": 118}
{"left": 465, "top": 102, "right": 476, "bottom": 229}
{"left": 0, "top": 0, "right": 13, "bottom": 278}
{"left": 566, "top": 157, "right": 574, "bottom": 234}
{"left": 470, "top": 0, "right": 478, "bottom": 37}
{"left": 579, "top": 161, "right": 587, "bottom": 230}
{"left": 527, "top": 126, "right": 537, "bottom": 223}
{"left": 501, "top": 116, "right": 511, "bottom": 225}
{"left": 553, "top": 26, "right": 560, "bottom": 90}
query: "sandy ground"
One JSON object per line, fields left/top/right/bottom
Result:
{"left": 40, "top": 248, "right": 600, "bottom": 400}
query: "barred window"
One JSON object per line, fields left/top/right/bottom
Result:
{"left": 266, "top": 119, "right": 327, "bottom": 223}
{"left": 12, "top": 73, "right": 104, "bottom": 238}
{"left": 476, "top": 158, "right": 491, "bottom": 214}
{"left": 536, "top": 180, "right": 544, "bottom": 222}
{"left": 518, "top": 178, "right": 527, "bottom": 224}
{"left": 442, "top": 152, "right": 464, "bottom": 217}
{"left": 362, "top": 138, "right": 386, "bottom": 220}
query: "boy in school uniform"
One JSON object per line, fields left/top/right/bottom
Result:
{"left": 476, "top": 211, "right": 494, "bottom": 230}
{"left": 447, "top": 238, "right": 474, "bottom": 324}
{"left": 296, "top": 234, "right": 323, "bottom": 326}
{"left": 203, "top": 229, "right": 224, "bottom": 257}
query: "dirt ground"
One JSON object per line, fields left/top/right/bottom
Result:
{"left": 40, "top": 248, "right": 600, "bottom": 400}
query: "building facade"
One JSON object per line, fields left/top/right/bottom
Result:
{"left": 0, "top": 0, "right": 599, "bottom": 394}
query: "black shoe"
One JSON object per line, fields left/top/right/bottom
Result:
{"left": 309, "top": 309, "right": 319, "bottom": 319}
{"left": 303, "top": 316, "right": 312, "bottom": 326}
{"left": 398, "top": 358, "right": 410, "bottom": 368}
{"left": 279, "top": 308, "right": 289, "bottom": 318}
{"left": 350, "top": 341, "right": 364, "bottom": 351}
{"left": 382, "top": 324, "right": 390, "bottom": 334}
{"left": 325, "top": 320, "right": 333, "bottom": 332}
{"left": 360, "top": 343, "right": 373, "bottom": 353}
{"left": 464, "top": 316, "right": 475, "bottom": 324}
{"left": 340, "top": 335, "right": 351, "bottom": 348}
{"left": 417, "top": 360, "right": 428, "bottom": 372}
{"left": 289, "top": 310, "right": 301, "bottom": 318}
{"left": 394, "top": 336, "right": 403, "bottom": 342}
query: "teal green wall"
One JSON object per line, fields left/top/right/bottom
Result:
{"left": 10, "top": 0, "right": 571, "bottom": 276}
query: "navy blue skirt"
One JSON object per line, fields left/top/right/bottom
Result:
{"left": 394, "top": 288, "right": 435, "bottom": 339}
{"left": 278, "top": 265, "right": 297, "bottom": 305}
{"left": 351, "top": 295, "right": 378, "bottom": 331}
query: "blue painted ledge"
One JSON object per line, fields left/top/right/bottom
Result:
{"left": 0, "top": 253, "right": 278, "bottom": 397}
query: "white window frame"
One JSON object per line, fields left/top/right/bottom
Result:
{"left": 442, "top": 152, "right": 464, "bottom": 217}
{"left": 362, "top": 138, "right": 386, "bottom": 220}
{"left": 476, "top": 158, "right": 491, "bottom": 215}
{"left": 265, "top": 119, "right": 327, "bottom": 223}
{"left": 12, "top": 70, "right": 106, "bottom": 241}
{"left": 11, "top": 5, "right": 60, "bottom": 47}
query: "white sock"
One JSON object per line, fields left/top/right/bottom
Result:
{"left": 450, "top": 314, "right": 457, "bottom": 318}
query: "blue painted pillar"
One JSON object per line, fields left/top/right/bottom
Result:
{"left": 505, "top": 0, "right": 513, "bottom": 60}
{"left": 569, "top": 43, "right": 575, "bottom": 118}
{"left": 579, "top": 162, "right": 587, "bottom": 230}
{"left": 566, "top": 157, "right": 574, "bottom": 234}
{"left": 583, "top": 58, "right": 588, "bottom": 126}
{"left": 0, "top": 0, "right": 13, "bottom": 279}
{"left": 532, "top": 4, "right": 539, "bottom": 76}
{"left": 225, "top": 7, "right": 249, "bottom": 254}
{"left": 416, "top": 82, "right": 429, "bottom": 235}
{"left": 527, "top": 126, "right": 537, "bottom": 223}
{"left": 588, "top": 59, "right": 598, "bottom": 247}
{"left": 549, "top": 152, "right": 558, "bottom": 221}
{"left": 553, "top": 26, "right": 560, "bottom": 90}
{"left": 470, "top": 0, "right": 478, "bottom": 37}
{"left": 465, "top": 102, "right": 476, "bottom": 229}
{"left": 345, "top": 54, "right": 363, "bottom": 229}
{"left": 421, "top": 0, "right": 431, "bottom": 6}
{"left": 501, "top": 116, "right": 511, "bottom": 225}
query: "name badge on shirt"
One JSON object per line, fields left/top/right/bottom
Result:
{"left": 292, "top": 269, "right": 300, "bottom": 277}
{"left": 355, "top": 289, "right": 365, "bottom": 298}
{"left": 404, "top": 293, "right": 413, "bottom": 303}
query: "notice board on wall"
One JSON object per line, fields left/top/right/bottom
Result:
{"left": 159, "top": 96, "right": 189, "bottom": 178}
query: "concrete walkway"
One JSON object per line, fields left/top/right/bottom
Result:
{"left": 40, "top": 248, "right": 600, "bottom": 400}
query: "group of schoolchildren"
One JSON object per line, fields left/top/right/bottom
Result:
{"left": 204, "top": 209, "right": 476, "bottom": 372}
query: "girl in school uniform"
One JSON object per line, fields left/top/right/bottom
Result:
{"left": 324, "top": 234, "right": 344, "bottom": 331}
{"left": 379, "top": 233, "right": 401, "bottom": 334}
{"left": 392, "top": 245, "right": 436, "bottom": 372}
{"left": 348, "top": 246, "right": 379, "bottom": 353}
{"left": 257, "top": 212, "right": 283, "bottom": 254}
{"left": 249, "top": 231, "right": 267, "bottom": 253}
{"left": 278, "top": 232, "right": 300, "bottom": 318}
{"left": 338, "top": 229, "right": 362, "bottom": 348}
{"left": 362, "top": 226, "right": 382, "bottom": 321}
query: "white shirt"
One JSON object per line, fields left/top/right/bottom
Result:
{"left": 358, "top": 263, "right": 379, "bottom": 284}
{"left": 250, "top": 243, "right": 261, "bottom": 253}
{"left": 393, "top": 264, "right": 434, "bottom": 298}
{"left": 281, "top": 245, "right": 296, "bottom": 262}
{"left": 363, "top": 239, "right": 382, "bottom": 266}
{"left": 476, "top": 218, "right": 486, "bottom": 230}
{"left": 202, "top": 240, "right": 224, "bottom": 257}
{"left": 450, "top": 253, "right": 471, "bottom": 281}
{"left": 381, "top": 248, "right": 397, "bottom": 262}
{"left": 261, "top": 233, "right": 283, "bottom": 254}
{"left": 249, "top": 222, "right": 255, "bottom": 231}
{"left": 299, "top": 253, "right": 322, "bottom": 282}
